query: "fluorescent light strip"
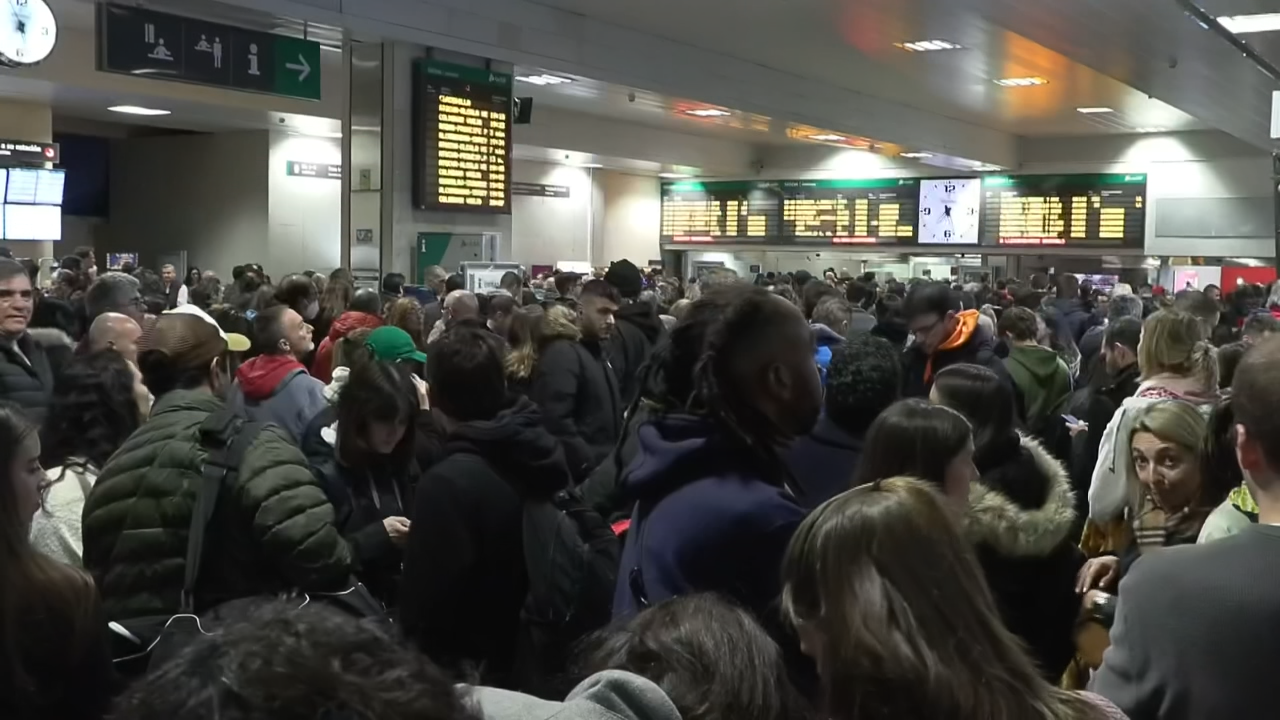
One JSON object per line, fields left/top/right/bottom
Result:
{"left": 896, "top": 39, "right": 963, "bottom": 52}
{"left": 1132, "top": 127, "right": 1167, "bottom": 134}
{"left": 659, "top": 172, "right": 690, "bottom": 178}
{"left": 993, "top": 76, "right": 1048, "bottom": 87}
{"left": 899, "top": 152, "right": 934, "bottom": 159}
{"left": 108, "top": 105, "right": 171, "bottom": 116}
{"left": 1076, "top": 107, "right": 1115, "bottom": 114}
{"left": 684, "top": 108, "right": 732, "bottom": 117}
{"left": 808, "top": 134, "right": 847, "bottom": 142}
{"left": 1218, "top": 13, "right": 1280, "bottom": 34}
{"left": 516, "top": 74, "right": 572, "bottom": 86}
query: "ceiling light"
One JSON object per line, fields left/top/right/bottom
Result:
{"left": 895, "top": 39, "right": 963, "bottom": 52}
{"left": 576, "top": 163, "right": 604, "bottom": 169}
{"left": 808, "top": 134, "right": 847, "bottom": 142}
{"left": 993, "top": 76, "right": 1048, "bottom": 87}
{"left": 659, "top": 172, "right": 690, "bottom": 178}
{"left": 899, "top": 152, "right": 934, "bottom": 159}
{"left": 1218, "top": 13, "right": 1280, "bottom": 34}
{"left": 1076, "top": 107, "right": 1115, "bottom": 114}
{"left": 972, "top": 163, "right": 1003, "bottom": 172}
{"left": 516, "top": 74, "right": 572, "bottom": 86}
{"left": 1132, "top": 127, "right": 1167, "bottom": 133}
{"left": 108, "top": 105, "right": 171, "bottom": 116}
{"left": 683, "top": 108, "right": 732, "bottom": 117}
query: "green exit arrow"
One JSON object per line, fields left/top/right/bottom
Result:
{"left": 272, "top": 36, "right": 321, "bottom": 101}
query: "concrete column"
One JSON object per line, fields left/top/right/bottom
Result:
{"left": 0, "top": 101, "right": 54, "bottom": 260}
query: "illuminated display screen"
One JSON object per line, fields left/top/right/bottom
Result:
{"left": 981, "top": 173, "right": 1146, "bottom": 247}
{"left": 660, "top": 181, "right": 782, "bottom": 242}
{"left": 781, "top": 178, "right": 918, "bottom": 244}
{"left": 412, "top": 59, "right": 511, "bottom": 213}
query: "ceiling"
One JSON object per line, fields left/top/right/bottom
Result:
{"left": 517, "top": 0, "right": 1213, "bottom": 141}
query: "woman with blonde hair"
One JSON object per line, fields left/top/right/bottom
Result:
{"left": 1089, "top": 309, "right": 1217, "bottom": 523}
{"left": 783, "top": 478, "right": 1125, "bottom": 720}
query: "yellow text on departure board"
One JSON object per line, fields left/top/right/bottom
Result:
{"left": 435, "top": 94, "right": 508, "bottom": 208}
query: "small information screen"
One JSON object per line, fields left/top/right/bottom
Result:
{"left": 781, "top": 178, "right": 919, "bottom": 244}
{"left": 413, "top": 59, "right": 511, "bottom": 213}
{"left": 981, "top": 173, "right": 1147, "bottom": 247}
{"left": 6, "top": 168, "right": 39, "bottom": 204}
{"left": 660, "top": 181, "right": 782, "bottom": 242}
{"left": 3, "top": 204, "right": 61, "bottom": 241}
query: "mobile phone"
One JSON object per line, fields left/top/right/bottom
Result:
{"left": 1062, "top": 414, "right": 1080, "bottom": 425}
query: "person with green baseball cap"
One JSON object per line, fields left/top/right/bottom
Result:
{"left": 365, "top": 326, "right": 426, "bottom": 364}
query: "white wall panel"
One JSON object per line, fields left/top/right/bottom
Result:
{"left": 510, "top": 161, "right": 592, "bottom": 266}
{"left": 268, "top": 132, "right": 343, "bottom": 275}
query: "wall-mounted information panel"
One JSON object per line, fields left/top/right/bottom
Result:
{"left": 659, "top": 181, "right": 782, "bottom": 242}
{"left": 781, "top": 178, "right": 918, "bottom": 244}
{"left": 981, "top": 173, "right": 1147, "bottom": 247}
{"left": 412, "top": 59, "right": 512, "bottom": 213}
{"left": 660, "top": 173, "right": 1148, "bottom": 248}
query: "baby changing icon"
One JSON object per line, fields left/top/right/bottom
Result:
{"left": 194, "top": 34, "right": 223, "bottom": 69}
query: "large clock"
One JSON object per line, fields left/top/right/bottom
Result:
{"left": 919, "top": 178, "right": 981, "bottom": 245}
{"left": 0, "top": 0, "right": 57, "bottom": 68}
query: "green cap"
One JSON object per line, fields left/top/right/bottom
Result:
{"left": 365, "top": 326, "right": 426, "bottom": 364}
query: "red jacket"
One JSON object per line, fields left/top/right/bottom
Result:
{"left": 311, "top": 311, "right": 382, "bottom": 382}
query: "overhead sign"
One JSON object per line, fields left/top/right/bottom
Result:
{"left": 981, "top": 173, "right": 1146, "bottom": 247}
{"left": 286, "top": 161, "right": 341, "bottom": 180}
{"left": 412, "top": 59, "right": 512, "bottom": 213}
{"left": 96, "top": 4, "right": 322, "bottom": 101}
{"left": 512, "top": 182, "right": 570, "bottom": 198}
{"left": 0, "top": 140, "right": 58, "bottom": 164}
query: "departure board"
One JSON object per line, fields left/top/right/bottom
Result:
{"left": 981, "top": 173, "right": 1146, "bottom": 247}
{"left": 780, "top": 178, "right": 919, "bottom": 244}
{"left": 660, "top": 181, "right": 782, "bottom": 242}
{"left": 412, "top": 59, "right": 512, "bottom": 213}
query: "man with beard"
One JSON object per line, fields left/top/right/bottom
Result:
{"left": 604, "top": 259, "right": 666, "bottom": 407}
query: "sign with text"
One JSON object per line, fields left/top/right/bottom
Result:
{"left": 512, "top": 182, "right": 570, "bottom": 198}
{"left": 412, "top": 59, "right": 512, "bottom": 213}
{"left": 0, "top": 140, "right": 58, "bottom": 164}
{"left": 97, "top": 4, "right": 322, "bottom": 101}
{"left": 286, "top": 161, "right": 341, "bottom": 180}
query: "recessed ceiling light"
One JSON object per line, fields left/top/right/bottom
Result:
{"left": 808, "top": 134, "right": 847, "bottom": 142}
{"left": 1076, "top": 107, "right": 1115, "bottom": 114}
{"left": 895, "top": 39, "right": 963, "bottom": 52}
{"left": 659, "top": 172, "right": 690, "bottom": 178}
{"left": 576, "top": 163, "right": 604, "bottom": 169}
{"left": 993, "top": 76, "right": 1048, "bottom": 87}
{"left": 683, "top": 108, "right": 732, "bottom": 117}
{"left": 516, "top": 74, "right": 572, "bottom": 86}
{"left": 108, "top": 105, "right": 171, "bottom": 116}
{"left": 899, "top": 152, "right": 934, "bottom": 159}
{"left": 1132, "top": 127, "right": 1167, "bottom": 133}
{"left": 972, "top": 163, "right": 1003, "bottom": 172}
{"left": 1217, "top": 13, "right": 1280, "bottom": 34}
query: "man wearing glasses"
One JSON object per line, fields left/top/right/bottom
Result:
{"left": 901, "top": 281, "right": 1012, "bottom": 399}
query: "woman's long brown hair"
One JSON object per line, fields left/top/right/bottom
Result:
{"left": 782, "top": 478, "right": 1105, "bottom": 720}
{"left": 0, "top": 404, "right": 98, "bottom": 698}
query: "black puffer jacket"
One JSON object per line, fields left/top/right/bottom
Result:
{"left": 530, "top": 312, "right": 622, "bottom": 481}
{"left": 0, "top": 328, "right": 72, "bottom": 425}
{"left": 399, "top": 396, "right": 571, "bottom": 687}
{"left": 902, "top": 312, "right": 1013, "bottom": 398}
{"left": 965, "top": 433, "right": 1083, "bottom": 681}
{"left": 607, "top": 301, "right": 666, "bottom": 407}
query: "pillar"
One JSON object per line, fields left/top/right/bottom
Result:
{"left": 0, "top": 101, "right": 55, "bottom": 262}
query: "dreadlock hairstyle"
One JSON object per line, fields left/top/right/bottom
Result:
{"left": 633, "top": 282, "right": 802, "bottom": 489}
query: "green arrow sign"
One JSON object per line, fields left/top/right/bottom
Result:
{"left": 273, "top": 36, "right": 321, "bottom": 101}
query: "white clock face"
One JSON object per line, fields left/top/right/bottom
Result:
{"left": 918, "top": 178, "right": 981, "bottom": 245}
{"left": 0, "top": 0, "right": 57, "bottom": 67}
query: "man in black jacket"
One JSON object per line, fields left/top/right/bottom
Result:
{"left": 0, "top": 259, "right": 65, "bottom": 423}
{"left": 401, "top": 324, "right": 571, "bottom": 687}
{"left": 531, "top": 279, "right": 622, "bottom": 481}
{"left": 902, "top": 281, "right": 1013, "bottom": 398}
{"left": 604, "top": 260, "right": 665, "bottom": 407}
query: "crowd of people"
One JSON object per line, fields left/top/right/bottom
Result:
{"left": 3, "top": 249, "right": 1279, "bottom": 719}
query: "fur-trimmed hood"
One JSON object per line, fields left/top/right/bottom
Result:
{"left": 27, "top": 327, "right": 75, "bottom": 349}
{"left": 965, "top": 434, "right": 1076, "bottom": 558}
{"left": 541, "top": 305, "right": 581, "bottom": 343}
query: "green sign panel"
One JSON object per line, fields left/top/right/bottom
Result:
{"left": 97, "top": 4, "right": 322, "bottom": 101}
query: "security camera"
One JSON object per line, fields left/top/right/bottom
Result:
{"left": 627, "top": 91, "right": 636, "bottom": 103}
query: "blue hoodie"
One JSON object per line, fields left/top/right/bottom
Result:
{"left": 612, "top": 414, "right": 806, "bottom": 622}
{"left": 811, "top": 323, "right": 844, "bottom": 385}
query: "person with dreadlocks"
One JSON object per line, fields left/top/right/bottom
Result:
{"left": 612, "top": 283, "right": 822, "bottom": 636}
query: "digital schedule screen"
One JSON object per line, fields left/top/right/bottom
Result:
{"left": 980, "top": 173, "right": 1146, "bottom": 247}
{"left": 6, "top": 168, "right": 39, "bottom": 204}
{"left": 412, "top": 59, "right": 511, "bottom": 213}
{"left": 780, "top": 178, "right": 918, "bottom": 244}
{"left": 3, "top": 204, "right": 61, "bottom": 241}
{"left": 660, "top": 181, "right": 782, "bottom": 242}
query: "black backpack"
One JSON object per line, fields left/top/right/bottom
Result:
{"left": 514, "top": 487, "right": 620, "bottom": 696}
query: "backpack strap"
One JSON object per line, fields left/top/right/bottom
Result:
{"left": 180, "top": 409, "right": 265, "bottom": 613}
